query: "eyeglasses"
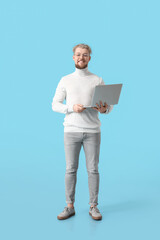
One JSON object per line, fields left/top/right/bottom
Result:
{"left": 74, "top": 53, "right": 89, "bottom": 57}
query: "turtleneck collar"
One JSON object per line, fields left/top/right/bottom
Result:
{"left": 74, "top": 66, "right": 90, "bottom": 77}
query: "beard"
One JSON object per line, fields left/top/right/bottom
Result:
{"left": 75, "top": 62, "right": 88, "bottom": 69}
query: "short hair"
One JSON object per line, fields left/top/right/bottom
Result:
{"left": 73, "top": 43, "right": 92, "bottom": 55}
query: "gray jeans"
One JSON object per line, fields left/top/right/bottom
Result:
{"left": 64, "top": 132, "right": 101, "bottom": 206}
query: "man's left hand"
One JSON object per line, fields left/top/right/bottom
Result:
{"left": 92, "top": 101, "right": 108, "bottom": 113}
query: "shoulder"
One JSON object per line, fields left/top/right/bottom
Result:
{"left": 57, "top": 72, "right": 75, "bottom": 88}
{"left": 88, "top": 70, "right": 102, "bottom": 79}
{"left": 88, "top": 71, "right": 103, "bottom": 84}
{"left": 60, "top": 72, "right": 74, "bottom": 82}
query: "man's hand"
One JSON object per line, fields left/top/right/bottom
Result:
{"left": 73, "top": 104, "right": 86, "bottom": 113}
{"left": 92, "top": 101, "right": 108, "bottom": 113}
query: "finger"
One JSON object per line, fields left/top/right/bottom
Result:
{"left": 96, "top": 103, "right": 99, "bottom": 108}
{"left": 78, "top": 105, "right": 84, "bottom": 109}
{"left": 100, "top": 101, "right": 103, "bottom": 107}
{"left": 79, "top": 106, "right": 85, "bottom": 111}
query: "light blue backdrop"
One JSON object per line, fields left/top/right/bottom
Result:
{"left": 0, "top": 0, "right": 160, "bottom": 239}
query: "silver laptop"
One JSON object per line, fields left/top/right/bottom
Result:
{"left": 84, "top": 84, "right": 123, "bottom": 108}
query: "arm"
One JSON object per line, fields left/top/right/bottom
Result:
{"left": 52, "top": 78, "right": 74, "bottom": 114}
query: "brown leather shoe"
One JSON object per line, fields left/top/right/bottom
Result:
{"left": 57, "top": 207, "right": 75, "bottom": 220}
{"left": 89, "top": 206, "right": 102, "bottom": 220}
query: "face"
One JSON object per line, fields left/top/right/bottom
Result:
{"left": 73, "top": 47, "right": 91, "bottom": 69}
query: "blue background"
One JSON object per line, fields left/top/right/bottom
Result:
{"left": 0, "top": 0, "right": 160, "bottom": 239}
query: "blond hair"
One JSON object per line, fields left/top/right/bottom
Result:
{"left": 73, "top": 43, "right": 92, "bottom": 55}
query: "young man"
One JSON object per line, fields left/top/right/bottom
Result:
{"left": 52, "top": 43, "right": 113, "bottom": 220}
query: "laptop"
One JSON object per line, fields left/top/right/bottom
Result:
{"left": 84, "top": 84, "right": 123, "bottom": 108}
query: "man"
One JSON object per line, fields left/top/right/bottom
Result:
{"left": 52, "top": 43, "right": 113, "bottom": 220}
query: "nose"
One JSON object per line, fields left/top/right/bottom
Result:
{"left": 79, "top": 55, "right": 84, "bottom": 60}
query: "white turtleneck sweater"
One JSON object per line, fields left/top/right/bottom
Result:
{"left": 52, "top": 66, "right": 113, "bottom": 132}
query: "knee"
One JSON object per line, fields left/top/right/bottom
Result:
{"left": 66, "top": 167, "right": 77, "bottom": 174}
{"left": 87, "top": 168, "right": 99, "bottom": 174}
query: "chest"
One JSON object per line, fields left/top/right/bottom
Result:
{"left": 66, "top": 77, "right": 99, "bottom": 97}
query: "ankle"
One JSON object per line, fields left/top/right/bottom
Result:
{"left": 91, "top": 205, "right": 97, "bottom": 208}
{"left": 67, "top": 203, "right": 74, "bottom": 209}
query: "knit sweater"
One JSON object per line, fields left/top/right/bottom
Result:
{"left": 52, "top": 66, "right": 113, "bottom": 132}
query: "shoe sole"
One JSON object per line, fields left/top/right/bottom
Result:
{"left": 57, "top": 212, "right": 75, "bottom": 220}
{"left": 89, "top": 212, "right": 102, "bottom": 220}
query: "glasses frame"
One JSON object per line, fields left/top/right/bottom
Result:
{"left": 74, "top": 53, "right": 90, "bottom": 58}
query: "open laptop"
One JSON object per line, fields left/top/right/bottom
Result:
{"left": 84, "top": 84, "right": 123, "bottom": 108}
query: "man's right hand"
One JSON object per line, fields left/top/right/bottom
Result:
{"left": 73, "top": 104, "right": 86, "bottom": 113}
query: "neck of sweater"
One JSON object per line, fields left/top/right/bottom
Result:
{"left": 74, "top": 66, "right": 90, "bottom": 77}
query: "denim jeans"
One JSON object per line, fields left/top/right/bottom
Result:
{"left": 64, "top": 132, "right": 101, "bottom": 206}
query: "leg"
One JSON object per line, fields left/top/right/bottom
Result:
{"left": 82, "top": 132, "right": 101, "bottom": 206}
{"left": 64, "top": 132, "right": 82, "bottom": 206}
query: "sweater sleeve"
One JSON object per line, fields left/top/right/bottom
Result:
{"left": 52, "top": 78, "right": 74, "bottom": 114}
{"left": 99, "top": 77, "right": 114, "bottom": 114}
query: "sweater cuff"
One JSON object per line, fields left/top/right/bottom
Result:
{"left": 101, "top": 105, "right": 110, "bottom": 114}
{"left": 67, "top": 105, "right": 74, "bottom": 113}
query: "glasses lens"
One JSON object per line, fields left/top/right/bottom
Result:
{"left": 75, "top": 54, "right": 89, "bottom": 57}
